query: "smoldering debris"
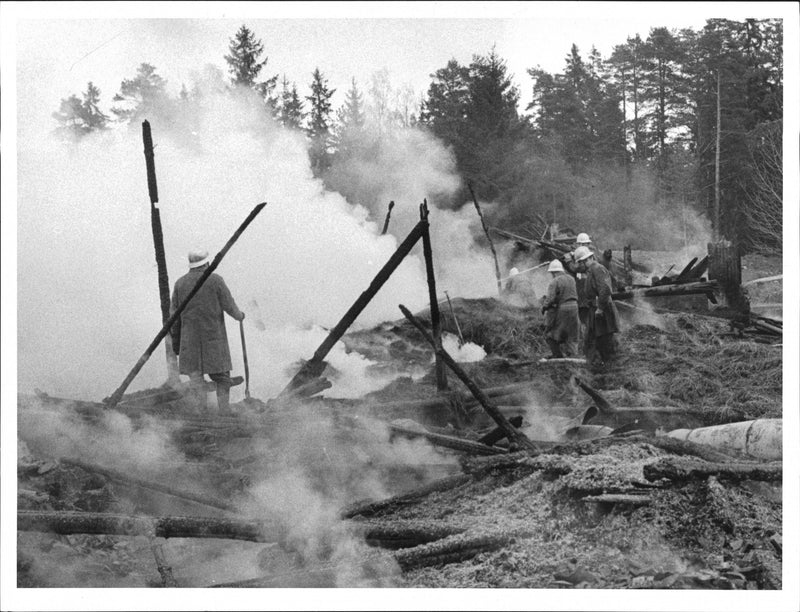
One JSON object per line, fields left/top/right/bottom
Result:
{"left": 16, "top": 69, "right": 784, "bottom": 591}
{"left": 18, "top": 282, "right": 784, "bottom": 587}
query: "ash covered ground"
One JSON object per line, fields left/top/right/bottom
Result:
{"left": 16, "top": 255, "right": 784, "bottom": 593}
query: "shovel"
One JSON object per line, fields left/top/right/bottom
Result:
{"left": 239, "top": 320, "right": 251, "bottom": 400}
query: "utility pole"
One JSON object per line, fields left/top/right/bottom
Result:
{"left": 714, "top": 70, "right": 721, "bottom": 243}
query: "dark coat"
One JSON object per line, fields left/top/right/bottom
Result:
{"left": 171, "top": 268, "right": 243, "bottom": 375}
{"left": 542, "top": 273, "right": 580, "bottom": 345}
{"left": 564, "top": 252, "right": 590, "bottom": 310}
{"left": 584, "top": 260, "right": 620, "bottom": 336}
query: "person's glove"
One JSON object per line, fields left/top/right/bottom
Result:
{"left": 238, "top": 312, "right": 246, "bottom": 322}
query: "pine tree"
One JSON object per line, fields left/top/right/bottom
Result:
{"left": 639, "top": 27, "right": 693, "bottom": 176}
{"left": 52, "top": 94, "right": 87, "bottom": 139}
{"left": 420, "top": 59, "right": 471, "bottom": 145}
{"left": 306, "top": 68, "right": 336, "bottom": 175}
{"left": 52, "top": 82, "right": 109, "bottom": 139}
{"left": 337, "top": 78, "right": 366, "bottom": 130}
{"left": 81, "top": 82, "right": 109, "bottom": 131}
{"left": 462, "top": 48, "right": 522, "bottom": 199}
{"left": 332, "top": 78, "right": 367, "bottom": 158}
{"left": 278, "top": 75, "right": 305, "bottom": 129}
{"left": 690, "top": 18, "right": 783, "bottom": 244}
{"left": 111, "top": 63, "right": 173, "bottom": 124}
{"left": 224, "top": 25, "right": 278, "bottom": 111}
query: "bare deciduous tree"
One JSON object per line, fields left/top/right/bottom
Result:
{"left": 743, "top": 120, "right": 782, "bottom": 254}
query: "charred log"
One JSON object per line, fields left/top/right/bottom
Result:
{"left": 643, "top": 457, "right": 781, "bottom": 483}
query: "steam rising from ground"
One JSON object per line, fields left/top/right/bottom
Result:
{"left": 17, "top": 87, "right": 503, "bottom": 401}
{"left": 18, "top": 396, "right": 458, "bottom": 586}
{"left": 19, "top": 401, "right": 180, "bottom": 471}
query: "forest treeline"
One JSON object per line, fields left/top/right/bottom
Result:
{"left": 53, "top": 21, "right": 783, "bottom": 253}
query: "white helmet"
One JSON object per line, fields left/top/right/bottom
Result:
{"left": 188, "top": 249, "right": 210, "bottom": 268}
{"left": 509, "top": 267, "right": 519, "bottom": 277}
{"left": 573, "top": 245, "right": 593, "bottom": 262}
{"left": 576, "top": 232, "right": 592, "bottom": 244}
{"left": 547, "top": 259, "right": 564, "bottom": 273}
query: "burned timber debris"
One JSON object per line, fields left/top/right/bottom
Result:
{"left": 17, "top": 130, "right": 782, "bottom": 587}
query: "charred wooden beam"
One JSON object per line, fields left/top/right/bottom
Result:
{"left": 670, "top": 257, "right": 698, "bottom": 283}
{"left": 282, "top": 376, "right": 333, "bottom": 400}
{"left": 341, "top": 474, "right": 472, "bottom": 519}
{"left": 355, "top": 519, "right": 466, "bottom": 550}
{"left": 623, "top": 246, "right": 633, "bottom": 286}
{"left": 477, "top": 415, "right": 524, "bottom": 446}
{"left": 151, "top": 540, "right": 178, "bottom": 587}
{"left": 142, "top": 120, "right": 179, "bottom": 382}
{"left": 18, "top": 511, "right": 278, "bottom": 542}
{"left": 394, "top": 531, "right": 513, "bottom": 571}
{"left": 751, "top": 320, "right": 782, "bottom": 336}
{"left": 280, "top": 220, "right": 427, "bottom": 395}
{"left": 468, "top": 182, "right": 503, "bottom": 295}
{"left": 400, "top": 305, "right": 539, "bottom": 453}
{"left": 59, "top": 458, "right": 241, "bottom": 513}
{"left": 572, "top": 377, "right": 615, "bottom": 414}
{"left": 381, "top": 200, "right": 395, "bottom": 235}
{"left": 389, "top": 423, "right": 508, "bottom": 456}
{"left": 708, "top": 241, "right": 749, "bottom": 313}
{"left": 643, "top": 457, "right": 781, "bottom": 483}
{"left": 420, "top": 200, "right": 447, "bottom": 390}
{"left": 612, "top": 280, "right": 718, "bottom": 301}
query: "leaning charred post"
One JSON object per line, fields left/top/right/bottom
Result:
{"left": 399, "top": 305, "right": 538, "bottom": 453}
{"left": 280, "top": 220, "right": 427, "bottom": 396}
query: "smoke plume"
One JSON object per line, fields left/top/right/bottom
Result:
{"left": 17, "top": 84, "right": 502, "bottom": 402}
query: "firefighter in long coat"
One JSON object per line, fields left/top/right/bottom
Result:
{"left": 540, "top": 259, "right": 580, "bottom": 358}
{"left": 573, "top": 245, "right": 620, "bottom": 365}
{"left": 171, "top": 250, "right": 245, "bottom": 413}
{"left": 562, "top": 233, "right": 594, "bottom": 343}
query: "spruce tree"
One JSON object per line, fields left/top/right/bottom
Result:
{"left": 332, "top": 78, "right": 367, "bottom": 160}
{"left": 224, "top": 24, "right": 278, "bottom": 111}
{"left": 278, "top": 75, "right": 305, "bottom": 129}
{"left": 52, "top": 82, "right": 109, "bottom": 138}
{"left": 111, "top": 63, "right": 172, "bottom": 124}
{"left": 306, "top": 68, "right": 335, "bottom": 175}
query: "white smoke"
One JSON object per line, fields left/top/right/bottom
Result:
{"left": 441, "top": 332, "right": 486, "bottom": 362}
{"left": 18, "top": 86, "right": 499, "bottom": 401}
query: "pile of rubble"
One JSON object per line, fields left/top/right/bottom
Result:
{"left": 16, "top": 279, "right": 783, "bottom": 588}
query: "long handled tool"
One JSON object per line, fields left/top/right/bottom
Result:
{"left": 103, "top": 202, "right": 267, "bottom": 409}
{"left": 239, "top": 320, "right": 251, "bottom": 400}
{"left": 444, "top": 291, "right": 465, "bottom": 348}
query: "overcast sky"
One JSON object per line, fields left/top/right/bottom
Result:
{"left": 9, "top": 1, "right": 788, "bottom": 128}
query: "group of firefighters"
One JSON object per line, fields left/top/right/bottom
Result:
{"left": 539, "top": 233, "right": 620, "bottom": 366}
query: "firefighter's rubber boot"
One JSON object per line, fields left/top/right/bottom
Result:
{"left": 546, "top": 338, "right": 563, "bottom": 359}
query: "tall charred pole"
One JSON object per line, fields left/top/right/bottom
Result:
{"left": 420, "top": 199, "right": 447, "bottom": 390}
{"left": 468, "top": 181, "right": 503, "bottom": 296}
{"left": 142, "top": 120, "right": 178, "bottom": 383}
{"left": 714, "top": 70, "right": 721, "bottom": 242}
